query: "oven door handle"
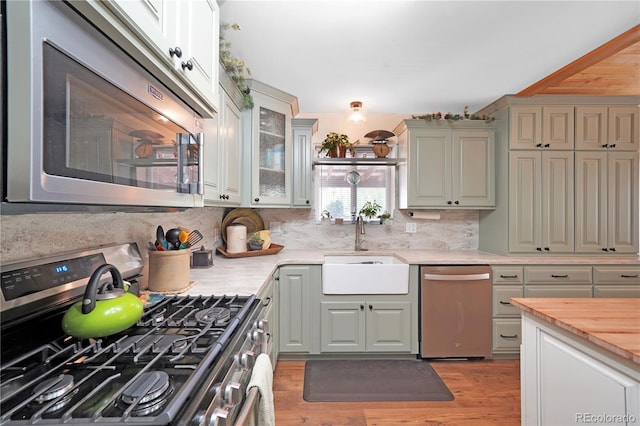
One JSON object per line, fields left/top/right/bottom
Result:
{"left": 234, "top": 387, "right": 260, "bottom": 426}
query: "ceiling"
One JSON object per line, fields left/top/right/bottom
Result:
{"left": 218, "top": 1, "right": 640, "bottom": 115}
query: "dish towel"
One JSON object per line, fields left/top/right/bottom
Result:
{"left": 246, "top": 353, "right": 275, "bottom": 426}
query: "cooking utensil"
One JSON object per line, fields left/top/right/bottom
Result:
{"left": 165, "top": 228, "right": 181, "bottom": 249}
{"left": 156, "top": 226, "right": 165, "bottom": 246}
{"left": 61, "top": 264, "right": 144, "bottom": 339}
{"left": 187, "top": 230, "right": 203, "bottom": 246}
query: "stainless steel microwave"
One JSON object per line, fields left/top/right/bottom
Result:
{"left": 4, "top": 1, "right": 206, "bottom": 207}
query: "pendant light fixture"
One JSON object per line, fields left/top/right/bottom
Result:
{"left": 348, "top": 101, "right": 367, "bottom": 122}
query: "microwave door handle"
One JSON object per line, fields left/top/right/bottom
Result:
{"left": 176, "top": 133, "right": 188, "bottom": 193}
{"left": 195, "top": 132, "right": 204, "bottom": 195}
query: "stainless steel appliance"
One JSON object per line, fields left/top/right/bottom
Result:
{"left": 4, "top": 1, "right": 205, "bottom": 207}
{"left": 0, "top": 243, "right": 269, "bottom": 425}
{"left": 419, "top": 265, "right": 492, "bottom": 359}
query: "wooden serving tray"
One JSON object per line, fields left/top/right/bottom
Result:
{"left": 216, "top": 243, "right": 284, "bottom": 258}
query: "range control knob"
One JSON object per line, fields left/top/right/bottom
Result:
{"left": 210, "top": 407, "right": 229, "bottom": 426}
{"left": 224, "top": 381, "right": 241, "bottom": 405}
{"left": 240, "top": 351, "right": 255, "bottom": 369}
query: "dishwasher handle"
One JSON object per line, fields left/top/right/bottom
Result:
{"left": 423, "top": 273, "right": 490, "bottom": 281}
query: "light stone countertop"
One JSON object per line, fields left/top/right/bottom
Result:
{"left": 183, "top": 248, "right": 639, "bottom": 297}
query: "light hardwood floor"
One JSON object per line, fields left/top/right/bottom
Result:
{"left": 273, "top": 359, "right": 520, "bottom": 425}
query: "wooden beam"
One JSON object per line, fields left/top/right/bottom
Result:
{"left": 517, "top": 24, "right": 640, "bottom": 97}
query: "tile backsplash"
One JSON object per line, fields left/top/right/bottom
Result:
{"left": 0, "top": 207, "right": 478, "bottom": 264}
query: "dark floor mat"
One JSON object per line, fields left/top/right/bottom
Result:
{"left": 303, "top": 359, "right": 454, "bottom": 402}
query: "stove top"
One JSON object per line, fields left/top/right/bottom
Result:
{"left": 0, "top": 244, "right": 263, "bottom": 426}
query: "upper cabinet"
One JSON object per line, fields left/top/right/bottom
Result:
{"left": 575, "top": 105, "right": 639, "bottom": 150}
{"left": 395, "top": 120, "right": 496, "bottom": 209}
{"left": 100, "top": 0, "right": 220, "bottom": 112}
{"left": 291, "top": 118, "right": 319, "bottom": 208}
{"left": 242, "top": 80, "right": 299, "bottom": 207}
{"left": 204, "top": 66, "right": 244, "bottom": 206}
{"left": 509, "top": 106, "right": 574, "bottom": 150}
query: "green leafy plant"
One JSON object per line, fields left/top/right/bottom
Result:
{"left": 359, "top": 200, "right": 382, "bottom": 220}
{"left": 220, "top": 23, "right": 253, "bottom": 109}
{"left": 412, "top": 106, "right": 494, "bottom": 124}
{"left": 320, "top": 132, "right": 353, "bottom": 157}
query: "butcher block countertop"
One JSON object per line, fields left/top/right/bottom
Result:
{"left": 510, "top": 298, "right": 640, "bottom": 365}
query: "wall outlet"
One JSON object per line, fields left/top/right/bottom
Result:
{"left": 213, "top": 226, "right": 221, "bottom": 243}
{"left": 405, "top": 222, "right": 417, "bottom": 233}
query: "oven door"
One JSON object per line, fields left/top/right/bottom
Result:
{"left": 5, "top": 0, "right": 205, "bottom": 207}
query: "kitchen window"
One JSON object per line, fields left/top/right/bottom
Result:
{"left": 315, "top": 164, "right": 395, "bottom": 222}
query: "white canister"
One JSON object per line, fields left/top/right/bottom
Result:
{"left": 226, "top": 224, "right": 247, "bottom": 253}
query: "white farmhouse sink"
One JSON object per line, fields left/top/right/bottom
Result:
{"left": 322, "top": 255, "right": 409, "bottom": 294}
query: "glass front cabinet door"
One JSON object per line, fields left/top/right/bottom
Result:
{"left": 243, "top": 80, "right": 299, "bottom": 206}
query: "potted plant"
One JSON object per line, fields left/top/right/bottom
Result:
{"left": 320, "top": 132, "right": 352, "bottom": 158}
{"left": 358, "top": 200, "right": 382, "bottom": 221}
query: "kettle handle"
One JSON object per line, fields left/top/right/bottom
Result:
{"left": 82, "top": 264, "right": 124, "bottom": 314}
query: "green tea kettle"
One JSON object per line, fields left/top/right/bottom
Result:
{"left": 62, "top": 264, "right": 144, "bottom": 339}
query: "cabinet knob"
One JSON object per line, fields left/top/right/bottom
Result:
{"left": 368, "top": 304, "right": 373, "bottom": 310}
{"left": 447, "top": 201, "right": 452, "bottom": 205}
{"left": 169, "top": 46, "right": 182, "bottom": 58}
{"left": 254, "top": 198, "right": 260, "bottom": 203}
{"left": 306, "top": 200, "right": 310, "bottom": 204}
{"left": 454, "top": 200, "right": 459, "bottom": 205}
{"left": 360, "top": 304, "right": 364, "bottom": 310}
{"left": 181, "top": 60, "right": 194, "bottom": 71}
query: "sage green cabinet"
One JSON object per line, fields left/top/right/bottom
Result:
{"left": 575, "top": 151, "right": 639, "bottom": 254}
{"left": 242, "top": 80, "right": 298, "bottom": 207}
{"left": 491, "top": 266, "right": 524, "bottom": 355}
{"left": 320, "top": 299, "right": 412, "bottom": 353}
{"left": 593, "top": 266, "right": 640, "bottom": 297}
{"left": 508, "top": 151, "right": 574, "bottom": 253}
{"left": 509, "top": 105, "right": 574, "bottom": 150}
{"left": 258, "top": 272, "right": 279, "bottom": 368}
{"left": 576, "top": 105, "right": 639, "bottom": 150}
{"left": 278, "top": 265, "right": 320, "bottom": 354}
{"left": 395, "top": 120, "right": 496, "bottom": 209}
{"left": 291, "top": 118, "right": 318, "bottom": 207}
{"left": 204, "top": 71, "right": 243, "bottom": 206}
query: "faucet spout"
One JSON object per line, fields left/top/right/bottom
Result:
{"left": 355, "top": 215, "right": 367, "bottom": 251}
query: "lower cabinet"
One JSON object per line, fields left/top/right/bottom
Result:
{"left": 593, "top": 265, "right": 640, "bottom": 298}
{"left": 320, "top": 299, "right": 412, "bottom": 353}
{"left": 278, "top": 265, "right": 320, "bottom": 354}
{"left": 521, "top": 312, "right": 639, "bottom": 426}
{"left": 259, "top": 272, "right": 279, "bottom": 367}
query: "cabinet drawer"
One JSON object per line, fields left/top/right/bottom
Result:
{"left": 493, "top": 266, "right": 524, "bottom": 284}
{"left": 493, "top": 286, "right": 523, "bottom": 316}
{"left": 593, "top": 266, "right": 640, "bottom": 284}
{"left": 594, "top": 285, "right": 640, "bottom": 298}
{"left": 493, "top": 319, "right": 521, "bottom": 351}
{"left": 524, "top": 285, "right": 593, "bottom": 298}
{"left": 524, "top": 266, "right": 592, "bottom": 284}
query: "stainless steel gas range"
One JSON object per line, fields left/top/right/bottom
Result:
{"left": 0, "top": 243, "right": 269, "bottom": 425}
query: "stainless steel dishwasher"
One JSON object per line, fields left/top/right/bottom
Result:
{"left": 420, "top": 265, "right": 492, "bottom": 359}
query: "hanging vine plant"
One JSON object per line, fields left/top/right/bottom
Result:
{"left": 219, "top": 22, "right": 254, "bottom": 109}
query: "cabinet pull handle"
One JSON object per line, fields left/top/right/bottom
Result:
{"left": 609, "top": 248, "right": 616, "bottom": 252}
{"left": 621, "top": 274, "right": 639, "bottom": 278}
{"left": 181, "top": 60, "right": 194, "bottom": 71}
{"left": 536, "top": 143, "right": 542, "bottom": 148}
{"left": 602, "top": 144, "right": 609, "bottom": 148}
{"left": 169, "top": 46, "right": 183, "bottom": 58}
{"left": 602, "top": 248, "right": 609, "bottom": 252}
{"left": 500, "top": 334, "right": 518, "bottom": 339}
{"left": 263, "top": 297, "right": 272, "bottom": 307}
{"left": 499, "top": 274, "right": 518, "bottom": 279}
{"left": 551, "top": 274, "right": 568, "bottom": 278}
{"left": 499, "top": 301, "right": 511, "bottom": 305}
{"left": 610, "top": 144, "right": 616, "bottom": 148}
{"left": 543, "top": 143, "right": 550, "bottom": 148}
{"left": 544, "top": 247, "right": 550, "bottom": 251}
{"left": 536, "top": 247, "right": 542, "bottom": 251}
